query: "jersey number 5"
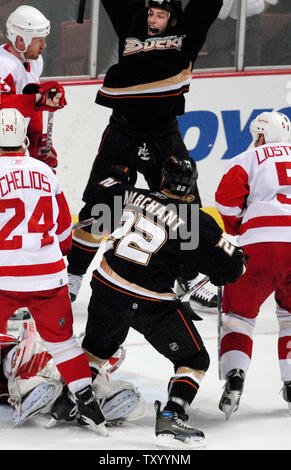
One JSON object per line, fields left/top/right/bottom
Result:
{"left": 0, "top": 196, "right": 54, "bottom": 249}
{"left": 276, "top": 162, "right": 291, "bottom": 205}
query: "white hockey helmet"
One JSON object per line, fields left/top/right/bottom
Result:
{"left": 250, "top": 111, "right": 291, "bottom": 144}
{"left": 0, "top": 108, "right": 27, "bottom": 148}
{"left": 6, "top": 5, "right": 50, "bottom": 53}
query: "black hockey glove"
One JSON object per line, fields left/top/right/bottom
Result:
{"left": 109, "top": 165, "right": 137, "bottom": 185}
{"left": 210, "top": 247, "right": 249, "bottom": 286}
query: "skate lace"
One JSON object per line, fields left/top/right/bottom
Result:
{"left": 69, "top": 404, "right": 78, "bottom": 418}
{"left": 173, "top": 414, "right": 196, "bottom": 431}
{"left": 190, "top": 285, "right": 215, "bottom": 301}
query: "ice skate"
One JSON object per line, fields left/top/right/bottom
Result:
{"left": 154, "top": 400, "right": 205, "bottom": 449}
{"left": 8, "top": 308, "right": 31, "bottom": 330}
{"left": 47, "top": 385, "right": 77, "bottom": 427}
{"left": 48, "top": 379, "right": 145, "bottom": 428}
{"left": 75, "top": 385, "right": 108, "bottom": 436}
{"left": 219, "top": 369, "right": 245, "bottom": 420}
{"left": 68, "top": 273, "right": 84, "bottom": 302}
{"left": 176, "top": 276, "right": 217, "bottom": 313}
{"left": 282, "top": 381, "right": 291, "bottom": 414}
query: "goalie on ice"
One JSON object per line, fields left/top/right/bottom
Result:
{"left": 0, "top": 322, "right": 146, "bottom": 428}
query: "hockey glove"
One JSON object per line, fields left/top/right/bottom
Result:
{"left": 23, "top": 81, "right": 67, "bottom": 112}
{"left": 210, "top": 247, "right": 249, "bottom": 286}
{"left": 109, "top": 165, "right": 137, "bottom": 185}
{"left": 38, "top": 133, "right": 58, "bottom": 170}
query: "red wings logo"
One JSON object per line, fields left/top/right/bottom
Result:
{"left": 0, "top": 78, "right": 11, "bottom": 94}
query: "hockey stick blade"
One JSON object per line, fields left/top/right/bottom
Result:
{"left": 180, "top": 301, "right": 203, "bottom": 321}
{"left": 177, "top": 276, "right": 210, "bottom": 321}
{"left": 72, "top": 217, "right": 96, "bottom": 230}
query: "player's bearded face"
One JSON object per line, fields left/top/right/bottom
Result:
{"left": 147, "top": 8, "right": 170, "bottom": 35}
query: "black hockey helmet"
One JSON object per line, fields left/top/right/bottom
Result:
{"left": 148, "top": 0, "right": 183, "bottom": 20}
{"left": 160, "top": 156, "right": 198, "bottom": 196}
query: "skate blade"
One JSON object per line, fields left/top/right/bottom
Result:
{"left": 156, "top": 433, "right": 206, "bottom": 450}
{"left": 47, "top": 416, "right": 109, "bottom": 437}
{"left": 221, "top": 391, "right": 240, "bottom": 421}
{"left": 46, "top": 417, "right": 59, "bottom": 428}
{"left": 189, "top": 300, "right": 218, "bottom": 314}
{"left": 78, "top": 417, "right": 109, "bottom": 437}
{"left": 46, "top": 416, "right": 76, "bottom": 428}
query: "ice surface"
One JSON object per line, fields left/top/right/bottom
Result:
{"left": 1, "top": 271, "right": 290, "bottom": 453}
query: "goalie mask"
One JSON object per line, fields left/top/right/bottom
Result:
{"left": 0, "top": 108, "right": 27, "bottom": 148}
{"left": 6, "top": 5, "right": 50, "bottom": 54}
{"left": 250, "top": 111, "right": 291, "bottom": 144}
{"left": 160, "top": 155, "right": 197, "bottom": 196}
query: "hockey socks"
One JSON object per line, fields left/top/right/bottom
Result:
{"left": 167, "top": 372, "right": 201, "bottom": 413}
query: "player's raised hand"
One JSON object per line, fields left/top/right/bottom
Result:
{"left": 23, "top": 81, "right": 67, "bottom": 112}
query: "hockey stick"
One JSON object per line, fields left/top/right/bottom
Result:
{"left": 217, "top": 285, "right": 223, "bottom": 380}
{"left": 43, "top": 85, "right": 59, "bottom": 154}
{"left": 72, "top": 217, "right": 96, "bottom": 231}
{"left": 71, "top": 218, "right": 109, "bottom": 266}
{"left": 179, "top": 275, "right": 210, "bottom": 304}
{"left": 77, "top": 0, "right": 87, "bottom": 23}
{"left": 44, "top": 111, "right": 54, "bottom": 153}
{"left": 178, "top": 275, "right": 210, "bottom": 321}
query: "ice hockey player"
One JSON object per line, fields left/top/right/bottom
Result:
{"left": 0, "top": 5, "right": 65, "bottom": 168}
{"left": 0, "top": 4, "right": 67, "bottom": 327}
{"left": 66, "top": 0, "right": 223, "bottom": 313}
{"left": 0, "top": 108, "right": 106, "bottom": 435}
{"left": 66, "top": 156, "right": 248, "bottom": 448}
{"left": 0, "top": 322, "right": 146, "bottom": 428}
{"left": 215, "top": 111, "right": 291, "bottom": 420}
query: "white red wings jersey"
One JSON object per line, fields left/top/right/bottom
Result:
{"left": 0, "top": 45, "right": 44, "bottom": 159}
{"left": 215, "top": 142, "right": 291, "bottom": 246}
{"left": 0, "top": 152, "right": 72, "bottom": 292}
{"left": 0, "top": 44, "right": 43, "bottom": 95}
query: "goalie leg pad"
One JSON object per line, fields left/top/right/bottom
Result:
{"left": 13, "top": 381, "right": 62, "bottom": 426}
{"left": 101, "top": 389, "right": 146, "bottom": 423}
